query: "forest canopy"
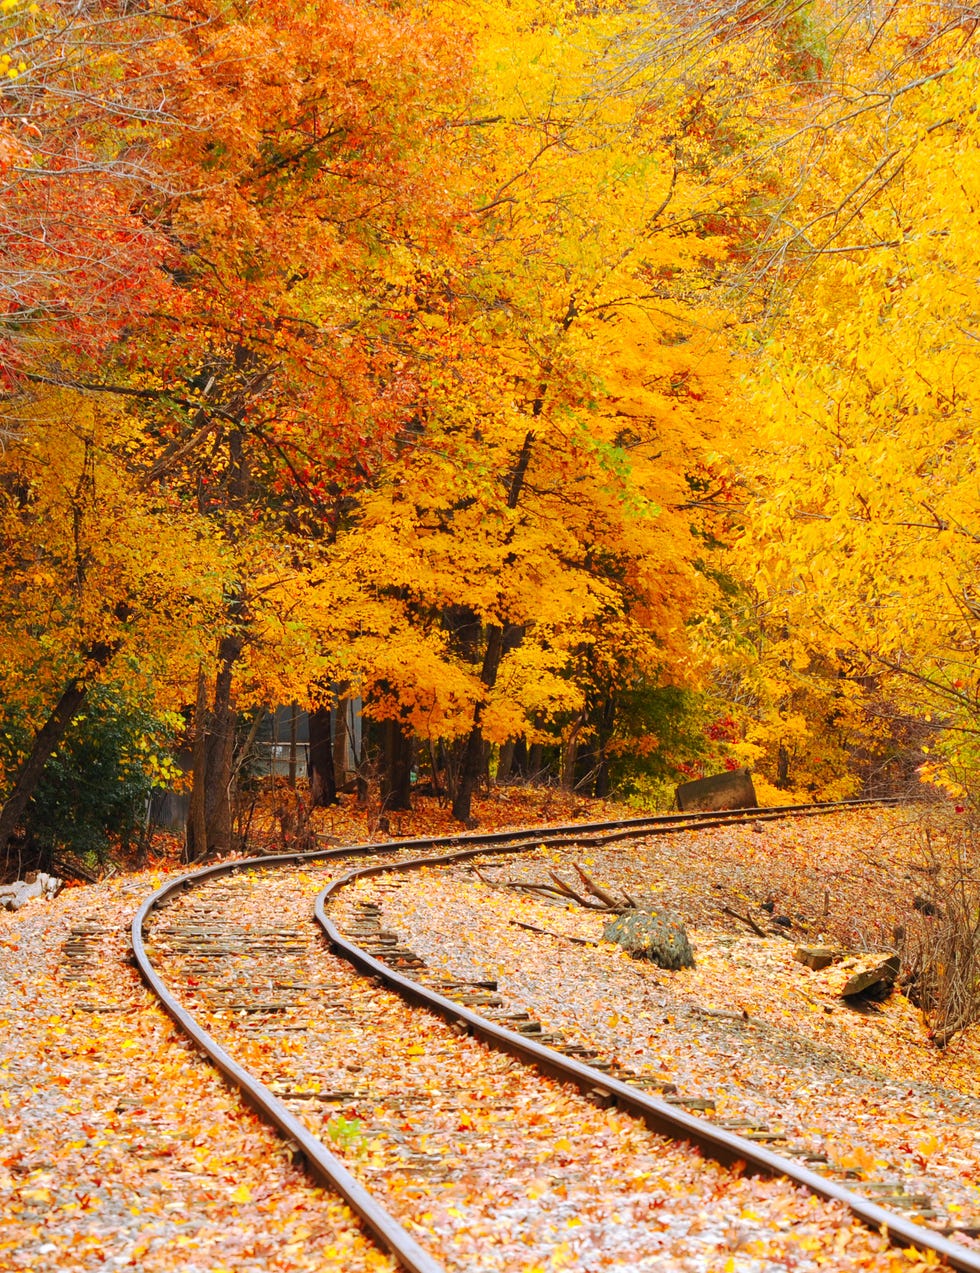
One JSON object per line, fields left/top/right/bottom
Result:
{"left": 1, "top": 0, "right": 976, "bottom": 860}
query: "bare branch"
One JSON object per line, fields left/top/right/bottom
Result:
{"left": 721, "top": 905, "right": 766, "bottom": 937}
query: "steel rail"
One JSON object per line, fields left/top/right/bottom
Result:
{"left": 131, "top": 796, "right": 976, "bottom": 1273}
{"left": 313, "top": 794, "right": 904, "bottom": 857}
{"left": 131, "top": 855, "right": 445, "bottom": 1273}
{"left": 313, "top": 832, "right": 980, "bottom": 1272}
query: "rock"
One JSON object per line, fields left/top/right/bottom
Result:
{"left": 794, "top": 944, "right": 843, "bottom": 971}
{"left": 840, "top": 953, "right": 900, "bottom": 998}
{"left": 37, "top": 872, "right": 62, "bottom": 897}
{"left": 0, "top": 875, "right": 62, "bottom": 910}
{"left": 603, "top": 909, "right": 695, "bottom": 970}
{"left": 772, "top": 914, "right": 793, "bottom": 928}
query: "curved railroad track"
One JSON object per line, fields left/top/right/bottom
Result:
{"left": 132, "top": 798, "right": 980, "bottom": 1272}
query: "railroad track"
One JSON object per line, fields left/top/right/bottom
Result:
{"left": 132, "top": 798, "right": 980, "bottom": 1272}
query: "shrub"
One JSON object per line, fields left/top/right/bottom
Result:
{"left": 0, "top": 686, "right": 181, "bottom": 871}
{"left": 900, "top": 807, "right": 980, "bottom": 1047}
{"left": 603, "top": 908, "right": 695, "bottom": 969}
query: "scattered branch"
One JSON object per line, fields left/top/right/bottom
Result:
{"left": 548, "top": 869, "right": 607, "bottom": 910}
{"left": 474, "top": 861, "right": 636, "bottom": 913}
{"left": 508, "top": 920, "right": 596, "bottom": 946}
{"left": 720, "top": 906, "right": 767, "bottom": 938}
{"left": 573, "top": 863, "right": 621, "bottom": 908}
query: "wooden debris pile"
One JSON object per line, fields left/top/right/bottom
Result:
{"left": 1, "top": 871, "right": 62, "bottom": 911}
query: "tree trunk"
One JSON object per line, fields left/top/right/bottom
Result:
{"left": 777, "top": 744, "right": 790, "bottom": 789}
{"left": 308, "top": 705, "right": 338, "bottom": 806}
{"left": 497, "top": 739, "right": 516, "bottom": 783}
{"left": 186, "top": 666, "right": 209, "bottom": 862}
{"left": 204, "top": 633, "right": 240, "bottom": 855}
{"left": 355, "top": 715, "right": 374, "bottom": 807}
{"left": 562, "top": 739, "right": 579, "bottom": 790}
{"left": 380, "top": 718, "right": 413, "bottom": 812}
{"left": 451, "top": 434, "right": 534, "bottom": 825}
{"left": 333, "top": 696, "right": 351, "bottom": 791}
{"left": 561, "top": 712, "right": 586, "bottom": 791}
{"left": 186, "top": 631, "right": 243, "bottom": 860}
{"left": 452, "top": 623, "right": 505, "bottom": 822}
{"left": 288, "top": 702, "right": 299, "bottom": 789}
{"left": 595, "top": 693, "right": 617, "bottom": 797}
{"left": 578, "top": 693, "right": 616, "bottom": 797}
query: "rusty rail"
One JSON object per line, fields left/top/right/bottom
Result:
{"left": 131, "top": 796, "right": 980, "bottom": 1273}
{"left": 313, "top": 831, "right": 980, "bottom": 1272}
{"left": 131, "top": 853, "right": 445, "bottom": 1273}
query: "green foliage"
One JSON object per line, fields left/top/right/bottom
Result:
{"left": 775, "top": 1, "right": 830, "bottom": 82}
{"left": 0, "top": 686, "right": 181, "bottom": 866}
{"left": 325, "top": 1115, "right": 364, "bottom": 1150}
{"left": 608, "top": 683, "right": 715, "bottom": 808}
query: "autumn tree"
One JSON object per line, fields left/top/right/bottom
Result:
{"left": 0, "top": 384, "right": 227, "bottom": 861}
{"left": 0, "top": 0, "right": 185, "bottom": 389}
{"left": 2, "top": 0, "right": 478, "bottom": 856}
{"left": 400, "top": 0, "right": 780, "bottom": 819}
{"left": 102, "top": 0, "right": 478, "bottom": 855}
{"left": 0, "top": 0, "right": 221, "bottom": 857}
{"left": 738, "top": 0, "right": 980, "bottom": 793}
{"left": 288, "top": 0, "right": 789, "bottom": 822}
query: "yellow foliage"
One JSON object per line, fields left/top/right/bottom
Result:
{"left": 0, "top": 385, "right": 229, "bottom": 730}
{"left": 729, "top": 2, "right": 980, "bottom": 786}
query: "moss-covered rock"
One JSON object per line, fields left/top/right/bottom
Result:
{"left": 603, "top": 908, "right": 695, "bottom": 969}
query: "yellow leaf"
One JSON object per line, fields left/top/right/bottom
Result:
{"left": 230, "top": 1184, "right": 252, "bottom": 1204}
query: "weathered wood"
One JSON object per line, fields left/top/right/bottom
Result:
{"left": 573, "top": 862, "right": 620, "bottom": 908}
{"left": 1, "top": 872, "right": 62, "bottom": 910}
{"left": 721, "top": 905, "right": 766, "bottom": 937}
{"left": 795, "top": 944, "right": 843, "bottom": 971}
{"left": 548, "top": 869, "right": 607, "bottom": 910}
{"left": 841, "top": 953, "right": 900, "bottom": 997}
{"left": 675, "top": 767, "right": 758, "bottom": 812}
{"left": 508, "top": 919, "right": 596, "bottom": 946}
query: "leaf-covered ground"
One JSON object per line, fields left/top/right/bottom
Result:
{"left": 147, "top": 864, "right": 932, "bottom": 1272}
{"left": 0, "top": 873, "right": 394, "bottom": 1272}
{"left": 1, "top": 799, "right": 977, "bottom": 1270}
{"left": 376, "top": 809, "right": 980, "bottom": 1238}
